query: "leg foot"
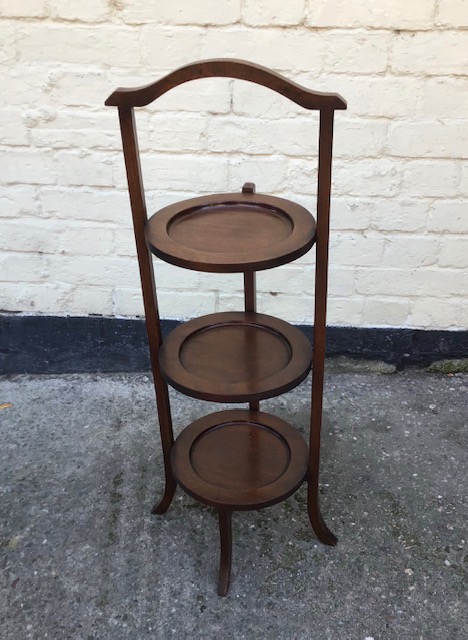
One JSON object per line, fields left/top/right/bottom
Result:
{"left": 307, "top": 481, "right": 337, "bottom": 546}
{"left": 217, "top": 510, "right": 233, "bottom": 596}
{"left": 151, "top": 476, "right": 177, "bottom": 515}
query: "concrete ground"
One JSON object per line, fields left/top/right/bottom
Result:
{"left": 0, "top": 368, "right": 467, "bottom": 639}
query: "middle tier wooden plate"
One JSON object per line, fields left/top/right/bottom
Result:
{"left": 159, "top": 311, "right": 312, "bottom": 402}
{"left": 145, "top": 191, "right": 316, "bottom": 273}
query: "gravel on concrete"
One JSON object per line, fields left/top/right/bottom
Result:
{"left": 1, "top": 369, "right": 467, "bottom": 639}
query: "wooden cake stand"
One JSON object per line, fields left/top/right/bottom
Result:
{"left": 106, "top": 59, "right": 346, "bottom": 595}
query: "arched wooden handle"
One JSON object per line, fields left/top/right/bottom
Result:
{"left": 105, "top": 58, "right": 347, "bottom": 110}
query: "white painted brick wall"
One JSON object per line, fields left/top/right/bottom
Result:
{"left": 0, "top": 2, "right": 467, "bottom": 330}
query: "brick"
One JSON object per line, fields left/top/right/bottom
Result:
{"left": 460, "top": 165, "right": 468, "bottom": 196}
{"left": 391, "top": 32, "right": 468, "bottom": 76}
{"left": 388, "top": 121, "right": 468, "bottom": 159}
{"left": 409, "top": 297, "right": 462, "bottom": 329}
{"left": 153, "top": 261, "right": 201, "bottom": 291}
{"left": 0, "top": 282, "right": 113, "bottom": 316}
{"left": 70, "top": 286, "right": 113, "bottom": 316}
{"left": 287, "top": 159, "right": 317, "bottom": 195}
{"left": 200, "top": 28, "right": 324, "bottom": 73}
{"left": 2, "top": 108, "right": 29, "bottom": 145}
{"left": 58, "top": 226, "right": 115, "bottom": 256}
{"left": 0, "top": 23, "right": 16, "bottom": 64}
{"left": 427, "top": 201, "right": 468, "bottom": 233}
{"left": 218, "top": 293, "right": 246, "bottom": 312}
{"left": 329, "top": 198, "right": 373, "bottom": 231}
{"left": 371, "top": 199, "right": 429, "bottom": 233}
{"left": 328, "top": 267, "right": 355, "bottom": 296}
{"left": 0, "top": 67, "right": 48, "bottom": 106}
{"left": 202, "top": 272, "right": 244, "bottom": 295}
{"left": 381, "top": 236, "right": 440, "bottom": 268}
{"left": 229, "top": 156, "right": 287, "bottom": 192}
{"left": 21, "top": 106, "right": 58, "bottom": 128}
{"left": 355, "top": 267, "right": 467, "bottom": 297}
{"left": 363, "top": 297, "right": 410, "bottom": 327}
{"left": 0, "top": 150, "right": 56, "bottom": 185}
{"left": 48, "top": 0, "right": 110, "bottom": 22}
{"left": 112, "top": 288, "right": 144, "bottom": 317}
{"left": 259, "top": 292, "right": 314, "bottom": 323}
{"left": 158, "top": 290, "right": 216, "bottom": 319}
{"left": 333, "top": 160, "right": 400, "bottom": 197}
{"left": 0, "top": 221, "right": 60, "bottom": 253}
{"left": 306, "top": 0, "right": 435, "bottom": 29}
{"left": 55, "top": 151, "right": 113, "bottom": 188}
{"left": 0, "top": 185, "right": 39, "bottom": 218}
{"left": 28, "top": 109, "right": 124, "bottom": 151}
{"left": 401, "top": 161, "right": 460, "bottom": 198}
{"left": 417, "top": 78, "right": 468, "bottom": 119}
{"left": 438, "top": 238, "right": 468, "bottom": 268}
{"left": 141, "top": 27, "right": 204, "bottom": 71}
{"left": 118, "top": 0, "right": 160, "bottom": 24}
{"left": 0, "top": 282, "right": 74, "bottom": 314}
{"left": 0, "top": 253, "right": 50, "bottom": 282}
{"left": 158, "top": 0, "right": 241, "bottom": 25}
{"left": 31, "top": 128, "right": 122, "bottom": 151}
{"left": 40, "top": 187, "right": 129, "bottom": 224}
{"left": 334, "top": 119, "right": 388, "bottom": 158}
{"left": 310, "top": 75, "right": 423, "bottom": 119}
{"left": 243, "top": 0, "right": 305, "bottom": 26}
{"left": 325, "top": 32, "right": 391, "bottom": 74}
{"left": 120, "top": 0, "right": 240, "bottom": 25}
{"left": 257, "top": 265, "right": 308, "bottom": 296}
{"left": 327, "top": 297, "right": 365, "bottom": 326}
{"left": 205, "top": 116, "right": 317, "bottom": 156}
{"left": 436, "top": 0, "right": 468, "bottom": 27}
{"left": 134, "top": 154, "right": 228, "bottom": 192}
{"left": 460, "top": 300, "right": 468, "bottom": 329}
{"left": 330, "top": 232, "right": 385, "bottom": 267}
{"left": 17, "top": 25, "right": 140, "bottom": 68}
{"left": 148, "top": 113, "right": 207, "bottom": 153}
{"left": 232, "top": 80, "right": 304, "bottom": 119}
{"left": 145, "top": 190, "right": 201, "bottom": 213}
{"left": 47, "top": 255, "right": 141, "bottom": 288}
{"left": 113, "top": 228, "right": 136, "bottom": 258}
{"left": 46, "top": 68, "right": 108, "bottom": 108}
{"left": 0, "top": 0, "right": 47, "bottom": 17}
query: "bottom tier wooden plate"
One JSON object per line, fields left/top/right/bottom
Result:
{"left": 172, "top": 409, "right": 308, "bottom": 510}
{"left": 159, "top": 312, "right": 312, "bottom": 402}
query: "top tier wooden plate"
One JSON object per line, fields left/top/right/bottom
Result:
{"left": 145, "top": 192, "right": 316, "bottom": 272}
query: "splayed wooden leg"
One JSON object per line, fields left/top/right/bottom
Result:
{"left": 307, "top": 477, "right": 337, "bottom": 546}
{"left": 217, "top": 510, "right": 233, "bottom": 596}
{"left": 151, "top": 467, "right": 176, "bottom": 514}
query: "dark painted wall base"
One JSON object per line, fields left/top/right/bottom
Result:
{"left": 1, "top": 314, "right": 467, "bottom": 375}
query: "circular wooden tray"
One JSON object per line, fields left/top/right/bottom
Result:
{"left": 145, "top": 192, "right": 316, "bottom": 272}
{"left": 172, "top": 409, "right": 308, "bottom": 510}
{"left": 159, "top": 312, "right": 312, "bottom": 402}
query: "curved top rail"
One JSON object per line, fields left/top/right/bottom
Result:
{"left": 105, "top": 58, "right": 347, "bottom": 110}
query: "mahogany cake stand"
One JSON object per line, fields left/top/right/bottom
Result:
{"left": 106, "top": 59, "right": 347, "bottom": 596}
